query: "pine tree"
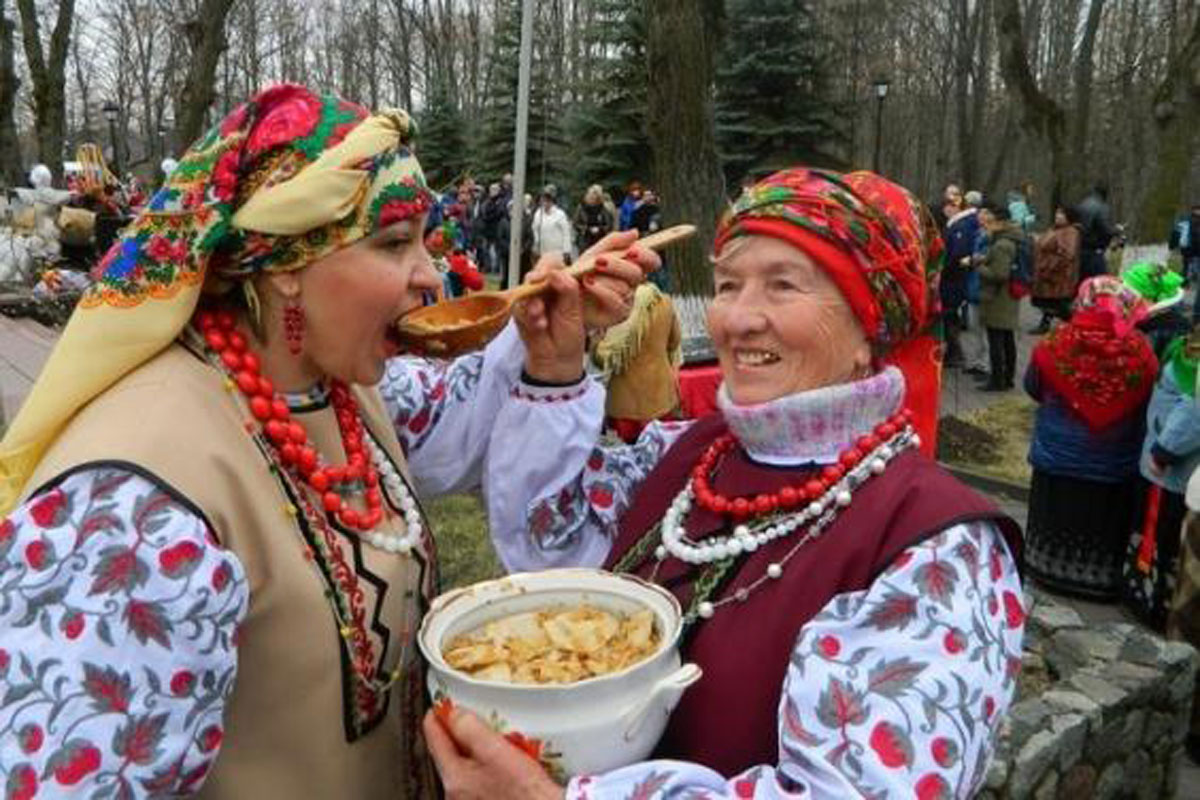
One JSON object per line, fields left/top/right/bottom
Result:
{"left": 568, "top": 0, "right": 652, "bottom": 196}
{"left": 475, "top": 0, "right": 571, "bottom": 191}
{"left": 715, "top": 0, "right": 844, "bottom": 185}
{"left": 417, "top": 76, "right": 469, "bottom": 192}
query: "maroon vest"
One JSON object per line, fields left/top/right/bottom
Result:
{"left": 605, "top": 414, "right": 1022, "bottom": 776}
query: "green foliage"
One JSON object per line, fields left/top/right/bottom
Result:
{"left": 418, "top": 77, "right": 470, "bottom": 191}
{"left": 568, "top": 0, "right": 652, "bottom": 198}
{"left": 476, "top": 0, "right": 571, "bottom": 192}
{"left": 715, "top": 0, "right": 845, "bottom": 185}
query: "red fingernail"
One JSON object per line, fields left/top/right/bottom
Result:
{"left": 624, "top": 249, "right": 638, "bottom": 259}
{"left": 596, "top": 257, "right": 609, "bottom": 268}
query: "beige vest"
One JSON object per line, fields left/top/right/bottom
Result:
{"left": 27, "top": 344, "right": 438, "bottom": 799}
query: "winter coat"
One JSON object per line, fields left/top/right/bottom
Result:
{"left": 574, "top": 201, "right": 613, "bottom": 251}
{"left": 1025, "top": 363, "right": 1147, "bottom": 483}
{"left": 978, "top": 224, "right": 1023, "bottom": 330}
{"left": 1032, "top": 224, "right": 1080, "bottom": 301}
{"left": 1076, "top": 193, "right": 1114, "bottom": 251}
{"left": 1170, "top": 214, "right": 1200, "bottom": 260}
{"left": 941, "top": 209, "right": 979, "bottom": 310}
{"left": 531, "top": 204, "right": 573, "bottom": 258}
{"left": 1141, "top": 367, "right": 1200, "bottom": 494}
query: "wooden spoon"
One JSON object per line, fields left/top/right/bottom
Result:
{"left": 392, "top": 224, "right": 697, "bottom": 358}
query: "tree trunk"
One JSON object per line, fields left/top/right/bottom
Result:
{"left": 644, "top": 0, "right": 725, "bottom": 297}
{"left": 173, "top": 0, "right": 237, "bottom": 154}
{"left": 1135, "top": 11, "right": 1200, "bottom": 240}
{"left": 15, "top": 0, "right": 74, "bottom": 181}
{"left": 0, "top": 11, "right": 21, "bottom": 186}
{"left": 1067, "top": 0, "right": 1107, "bottom": 199}
{"left": 992, "top": 0, "right": 1069, "bottom": 207}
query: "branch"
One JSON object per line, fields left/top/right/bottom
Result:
{"left": 991, "top": 0, "right": 1065, "bottom": 140}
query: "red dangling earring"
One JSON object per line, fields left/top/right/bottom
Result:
{"left": 283, "top": 299, "right": 305, "bottom": 355}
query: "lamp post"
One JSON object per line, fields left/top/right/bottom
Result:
{"left": 871, "top": 77, "right": 890, "bottom": 174}
{"left": 157, "top": 119, "right": 171, "bottom": 159}
{"left": 102, "top": 101, "right": 120, "bottom": 177}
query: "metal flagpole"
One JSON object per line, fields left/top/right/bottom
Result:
{"left": 506, "top": 0, "right": 535, "bottom": 290}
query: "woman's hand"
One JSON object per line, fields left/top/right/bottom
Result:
{"left": 423, "top": 708, "right": 564, "bottom": 800}
{"left": 514, "top": 230, "right": 660, "bottom": 383}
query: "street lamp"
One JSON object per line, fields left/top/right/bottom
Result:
{"left": 871, "top": 77, "right": 890, "bottom": 174}
{"left": 157, "top": 119, "right": 171, "bottom": 158}
{"left": 101, "top": 101, "right": 120, "bottom": 177}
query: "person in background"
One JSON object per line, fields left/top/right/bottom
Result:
{"left": 1124, "top": 261, "right": 1189, "bottom": 360}
{"left": 1076, "top": 183, "right": 1115, "bottom": 281}
{"left": 1024, "top": 277, "right": 1156, "bottom": 599}
{"left": 480, "top": 183, "right": 506, "bottom": 275}
{"left": 573, "top": 184, "right": 613, "bottom": 252}
{"left": 1007, "top": 181, "right": 1037, "bottom": 233}
{"left": 961, "top": 190, "right": 991, "bottom": 377}
{"left": 530, "top": 184, "right": 573, "bottom": 263}
{"left": 1030, "top": 205, "right": 1081, "bottom": 333}
{"left": 931, "top": 182, "right": 964, "bottom": 232}
{"left": 977, "top": 203, "right": 1022, "bottom": 391}
{"left": 619, "top": 180, "right": 642, "bottom": 231}
{"left": 941, "top": 196, "right": 981, "bottom": 367}
{"left": 1169, "top": 202, "right": 1200, "bottom": 318}
{"left": 1168, "top": 429, "right": 1200, "bottom": 763}
{"left": 590, "top": 282, "right": 681, "bottom": 443}
{"left": 1124, "top": 325, "right": 1200, "bottom": 632}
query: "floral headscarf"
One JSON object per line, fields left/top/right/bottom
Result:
{"left": 0, "top": 84, "right": 434, "bottom": 513}
{"left": 713, "top": 168, "right": 944, "bottom": 454}
{"left": 1031, "top": 276, "right": 1157, "bottom": 430}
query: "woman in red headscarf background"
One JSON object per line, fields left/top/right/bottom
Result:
{"left": 424, "top": 169, "right": 1025, "bottom": 799}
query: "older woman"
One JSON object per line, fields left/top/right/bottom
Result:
{"left": 1023, "top": 277, "right": 1157, "bottom": 599}
{"left": 0, "top": 85, "right": 652, "bottom": 798}
{"left": 423, "top": 169, "right": 1024, "bottom": 799}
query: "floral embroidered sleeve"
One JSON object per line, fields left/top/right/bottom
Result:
{"left": 0, "top": 468, "right": 249, "bottom": 798}
{"left": 485, "top": 418, "right": 692, "bottom": 572}
{"left": 381, "top": 321, "right": 691, "bottom": 571}
{"left": 566, "top": 521, "right": 1024, "bottom": 799}
{"left": 381, "top": 323, "right": 527, "bottom": 497}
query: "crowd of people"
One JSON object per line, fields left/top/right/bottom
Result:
{"left": 418, "top": 175, "right": 668, "bottom": 294}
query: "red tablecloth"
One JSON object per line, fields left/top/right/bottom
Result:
{"left": 677, "top": 363, "right": 722, "bottom": 419}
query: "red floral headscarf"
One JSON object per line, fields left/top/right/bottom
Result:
{"left": 714, "top": 168, "right": 944, "bottom": 454}
{"left": 1031, "top": 276, "right": 1157, "bottom": 429}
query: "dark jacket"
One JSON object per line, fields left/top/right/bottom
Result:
{"left": 1076, "top": 193, "right": 1114, "bottom": 251}
{"left": 941, "top": 209, "right": 980, "bottom": 310}
{"left": 1025, "top": 365, "right": 1146, "bottom": 483}
{"left": 978, "top": 224, "right": 1023, "bottom": 330}
{"left": 573, "top": 201, "right": 612, "bottom": 251}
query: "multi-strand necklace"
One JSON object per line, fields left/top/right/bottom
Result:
{"left": 621, "top": 409, "right": 918, "bottom": 624}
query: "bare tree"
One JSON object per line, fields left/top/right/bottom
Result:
{"left": 15, "top": 0, "right": 74, "bottom": 179}
{"left": 174, "top": 0, "right": 238, "bottom": 152}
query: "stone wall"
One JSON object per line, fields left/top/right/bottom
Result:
{"left": 980, "top": 592, "right": 1198, "bottom": 799}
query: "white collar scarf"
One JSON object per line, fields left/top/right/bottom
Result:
{"left": 717, "top": 367, "right": 906, "bottom": 466}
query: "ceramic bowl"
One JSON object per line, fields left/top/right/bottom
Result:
{"left": 418, "top": 568, "right": 701, "bottom": 781}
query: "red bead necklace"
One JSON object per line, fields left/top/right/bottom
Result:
{"left": 691, "top": 408, "right": 914, "bottom": 520}
{"left": 195, "top": 309, "right": 384, "bottom": 532}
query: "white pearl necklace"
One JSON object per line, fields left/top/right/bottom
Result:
{"left": 655, "top": 426, "right": 918, "bottom": 622}
{"left": 357, "top": 437, "right": 425, "bottom": 555}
